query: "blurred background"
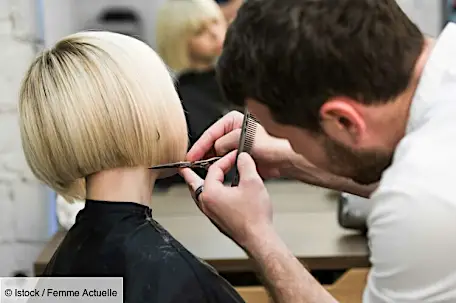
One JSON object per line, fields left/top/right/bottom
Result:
{"left": 0, "top": 0, "right": 454, "bottom": 278}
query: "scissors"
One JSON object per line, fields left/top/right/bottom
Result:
{"left": 149, "top": 157, "right": 222, "bottom": 170}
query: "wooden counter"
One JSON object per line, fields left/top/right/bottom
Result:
{"left": 35, "top": 181, "right": 369, "bottom": 276}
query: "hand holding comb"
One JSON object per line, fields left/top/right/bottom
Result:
{"left": 231, "top": 110, "right": 259, "bottom": 186}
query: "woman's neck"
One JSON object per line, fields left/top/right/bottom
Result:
{"left": 86, "top": 167, "right": 156, "bottom": 207}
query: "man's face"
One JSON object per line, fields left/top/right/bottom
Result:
{"left": 247, "top": 100, "right": 393, "bottom": 185}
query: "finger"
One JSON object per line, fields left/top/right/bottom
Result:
{"left": 184, "top": 183, "right": 204, "bottom": 211}
{"left": 215, "top": 150, "right": 238, "bottom": 174}
{"left": 204, "top": 150, "right": 237, "bottom": 189}
{"left": 187, "top": 111, "right": 244, "bottom": 161}
{"left": 179, "top": 168, "right": 205, "bottom": 207}
{"left": 201, "top": 147, "right": 217, "bottom": 160}
{"left": 179, "top": 167, "right": 204, "bottom": 191}
{"left": 214, "top": 129, "right": 241, "bottom": 155}
{"left": 237, "top": 152, "right": 262, "bottom": 182}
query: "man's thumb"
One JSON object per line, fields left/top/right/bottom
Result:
{"left": 237, "top": 152, "right": 260, "bottom": 181}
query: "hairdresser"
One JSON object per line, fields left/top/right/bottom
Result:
{"left": 179, "top": 0, "right": 456, "bottom": 302}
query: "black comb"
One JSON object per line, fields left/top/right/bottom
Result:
{"left": 231, "top": 110, "right": 259, "bottom": 186}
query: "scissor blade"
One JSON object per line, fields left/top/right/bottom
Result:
{"left": 149, "top": 161, "right": 190, "bottom": 169}
{"left": 149, "top": 157, "right": 222, "bottom": 170}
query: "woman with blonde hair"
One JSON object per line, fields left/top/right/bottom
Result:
{"left": 156, "top": 0, "right": 238, "bottom": 171}
{"left": 19, "top": 31, "right": 244, "bottom": 302}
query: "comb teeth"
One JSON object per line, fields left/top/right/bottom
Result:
{"left": 248, "top": 113, "right": 260, "bottom": 124}
{"left": 231, "top": 111, "right": 260, "bottom": 187}
{"left": 243, "top": 114, "right": 258, "bottom": 154}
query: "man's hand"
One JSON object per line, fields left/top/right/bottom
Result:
{"left": 180, "top": 151, "right": 337, "bottom": 303}
{"left": 186, "top": 111, "right": 298, "bottom": 179}
{"left": 188, "top": 111, "right": 377, "bottom": 198}
{"left": 180, "top": 151, "right": 273, "bottom": 247}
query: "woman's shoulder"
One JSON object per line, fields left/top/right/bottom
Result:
{"left": 122, "top": 222, "right": 245, "bottom": 302}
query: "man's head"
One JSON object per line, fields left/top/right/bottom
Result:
{"left": 19, "top": 31, "right": 188, "bottom": 201}
{"left": 156, "top": 0, "right": 226, "bottom": 74}
{"left": 217, "top": 0, "right": 425, "bottom": 184}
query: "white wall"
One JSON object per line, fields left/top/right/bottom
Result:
{"left": 42, "top": 0, "right": 166, "bottom": 48}
{"left": 0, "top": 0, "right": 51, "bottom": 276}
{"left": 397, "top": 0, "right": 444, "bottom": 37}
{"left": 41, "top": 0, "right": 76, "bottom": 47}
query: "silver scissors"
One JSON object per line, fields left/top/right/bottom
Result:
{"left": 149, "top": 157, "right": 222, "bottom": 170}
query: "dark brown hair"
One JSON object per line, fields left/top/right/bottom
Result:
{"left": 217, "top": 0, "right": 425, "bottom": 132}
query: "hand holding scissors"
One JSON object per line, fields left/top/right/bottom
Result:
{"left": 149, "top": 157, "right": 222, "bottom": 170}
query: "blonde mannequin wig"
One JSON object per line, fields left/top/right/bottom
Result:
{"left": 19, "top": 31, "right": 188, "bottom": 202}
{"left": 156, "top": 0, "right": 224, "bottom": 74}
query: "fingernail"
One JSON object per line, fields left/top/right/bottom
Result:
{"left": 238, "top": 152, "right": 248, "bottom": 161}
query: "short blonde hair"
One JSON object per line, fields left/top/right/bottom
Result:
{"left": 19, "top": 31, "right": 188, "bottom": 202}
{"left": 156, "top": 0, "right": 224, "bottom": 73}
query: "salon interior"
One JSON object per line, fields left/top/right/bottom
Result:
{"left": 0, "top": 0, "right": 455, "bottom": 302}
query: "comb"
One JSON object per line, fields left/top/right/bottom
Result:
{"left": 231, "top": 109, "right": 259, "bottom": 186}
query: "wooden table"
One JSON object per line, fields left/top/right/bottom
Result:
{"left": 34, "top": 181, "right": 369, "bottom": 276}
{"left": 236, "top": 268, "right": 370, "bottom": 303}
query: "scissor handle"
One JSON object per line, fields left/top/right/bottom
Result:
{"left": 191, "top": 157, "right": 222, "bottom": 169}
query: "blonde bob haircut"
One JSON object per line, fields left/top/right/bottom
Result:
{"left": 19, "top": 31, "right": 188, "bottom": 202}
{"left": 156, "top": 0, "right": 224, "bottom": 74}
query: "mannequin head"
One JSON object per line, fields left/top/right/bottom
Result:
{"left": 19, "top": 31, "right": 188, "bottom": 202}
{"left": 156, "top": 0, "right": 226, "bottom": 74}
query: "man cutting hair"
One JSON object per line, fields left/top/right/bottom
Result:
{"left": 179, "top": 0, "right": 456, "bottom": 302}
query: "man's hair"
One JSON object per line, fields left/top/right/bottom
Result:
{"left": 19, "top": 31, "right": 188, "bottom": 202}
{"left": 217, "top": 0, "right": 425, "bottom": 132}
{"left": 156, "top": 0, "right": 224, "bottom": 74}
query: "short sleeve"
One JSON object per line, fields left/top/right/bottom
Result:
{"left": 363, "top": 187, "right": 456, "bottom": 302}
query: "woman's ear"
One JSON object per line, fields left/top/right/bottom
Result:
{"left": 319, "top": 98, "right": 366, "bottom": 147}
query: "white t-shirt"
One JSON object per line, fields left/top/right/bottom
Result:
{"left": 364, "top": 23, "right": 456, "bottom": 302}
{"left": 56, "top": 195, "right": 85, "bottom": 230}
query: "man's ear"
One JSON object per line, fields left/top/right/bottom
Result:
{"left": 319, "top": 98, "right": 366, "bottom": 146}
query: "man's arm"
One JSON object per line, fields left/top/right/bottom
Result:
{"left": 180, "top": 152, "right": 337, "bottom": 303}
{"left": 284, "top": 153, "right": 378, "bottom": 198}
{"left": 242, "top": 225, "right": 337, "bottom": 303}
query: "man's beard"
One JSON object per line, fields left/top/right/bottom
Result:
{"left": 323, "top": 137, "right": 393, "bottom": 185}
